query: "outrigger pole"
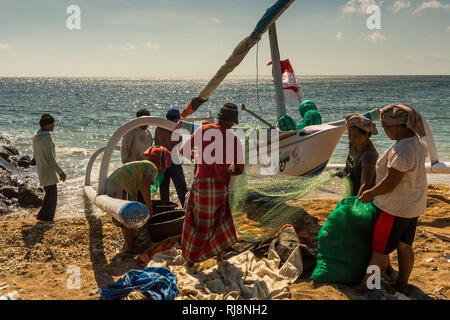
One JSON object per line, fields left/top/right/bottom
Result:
{"left": 181, "top": 0, "right": 295, "bottom": 119}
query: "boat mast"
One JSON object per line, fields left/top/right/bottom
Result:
{"left": 268, "top": 23, "right": 286, "bottom": 119}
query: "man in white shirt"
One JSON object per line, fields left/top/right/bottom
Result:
{"left": 121, "top": 109, "right": 153, "bottom": 164}
{"left": 33, "top": 114, "right": 66, "bottom": 221}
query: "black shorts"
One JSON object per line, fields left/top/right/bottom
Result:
{"left": 372, "top": 209, "right": 418, "bottom": 255}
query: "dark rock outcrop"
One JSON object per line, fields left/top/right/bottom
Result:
{"left": 18, "top": 155, "right": 32, "bottom": 168}
{"left": 0, "top": 201, "right": 9, "bottom": 214}
{"left": 0, "top": 134, "right": 43, "bottom": 213}
{"left": 18, "top": 183, "right": 43, "bottom": 207}
{"left": 0, "top": 186, "right": 18, "bottom": 199}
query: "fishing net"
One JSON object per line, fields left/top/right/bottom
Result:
{"left": 150, "top": 172, "right": 164, "bottom": 194}
{"left": 229, "top": 167, "right": 353, "bottom": 243}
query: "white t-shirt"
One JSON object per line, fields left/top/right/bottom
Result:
{"left": 373, "top": 136, "right": 427, "bottom": 218}
{"left": 121, "top": 127, "right": 153, "bottom": 164}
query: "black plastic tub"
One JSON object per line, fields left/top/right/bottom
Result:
{"left": 146, "top": 209, "right": 185, "bottom": 242}
{"left": 151, "top": 200, "right": 178, "bottom": 215}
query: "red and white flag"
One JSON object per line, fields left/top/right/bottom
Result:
{"left": 268, "top": 59, "right": 303, "bottom": 105}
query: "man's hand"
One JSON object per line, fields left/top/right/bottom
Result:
{"left": 228, "top": 165, "right": 243, "bottom": 176}
{"left": 333, "top": 169, "right": 346, "bottom": 178}
{"left": 359, "top": 190, "right": 374, "bottom": 203}
{"left": 59, "top": 172, "right": 67, "bottom": 182}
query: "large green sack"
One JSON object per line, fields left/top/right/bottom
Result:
{"left": 277, "top": 115, "right": 297, "bottom": 132}
{"left": 310, "top": 197, "right": 378, "bottom": 285}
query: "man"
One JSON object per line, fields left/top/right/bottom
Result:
{"left": 180, "top": 103, "right": 244, "bottom": 267}
{"left": 154, "top": 108, "right": 188, "bottom": 207}
{"left": 106, "top": 146, "right": 172, "bottom": 253}
{"left": 32, "top": 114, "right": 66, "bottom": 221}
{"left": 121, "top": 109, "right": 153, "bottom": 164}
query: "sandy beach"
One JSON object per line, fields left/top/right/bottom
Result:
{"left": 0, "top": 184, "right": 448, "bottom": 301}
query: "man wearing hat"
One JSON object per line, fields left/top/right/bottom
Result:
{"left": 154, "top": 108, "right": 188, "bottom": 207}
{"left": 121, "top": 108, "right": 154, "bottom": 164}
{"left": 32, "top": 113, "right": 66, "bottom": 221}
{"left": 180, "top": 102, "right": 244, "bottom": 267}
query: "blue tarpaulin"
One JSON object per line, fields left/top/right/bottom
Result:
{"left": 99, "top": 267, "right": 178, "bottom": 300}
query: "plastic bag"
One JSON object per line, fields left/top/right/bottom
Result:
{"left": 310, "top": 197, "right": 378, "bottom": 285}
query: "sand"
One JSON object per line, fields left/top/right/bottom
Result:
{"left": 0, "top": 184, "right": 448, "bottom": 300}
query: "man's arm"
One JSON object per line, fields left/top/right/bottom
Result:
{"left": 359, "top": 167, "right": 404, "bottom": 203}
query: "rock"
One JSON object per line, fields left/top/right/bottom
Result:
{"left": 0, "top": 202, "right": 9, "bottom": 215}
{"left": 0, "top": 186, "right": 19, "bottom": 199}
{"left": 18, "top": 184, "right": 43, "bottom": 207}
{"left": 0, "top": 148, "right": 11, "bottom": 163}
{"left": 0, "top": 135, "right": 12, "bottom": 146}
{"left": 3, "top": 145, "right": 19, "bottom": 156}
{"left": 18, "top": 155, "right": 31, "bottom": 168}
{"left": 30, "top": 158, "right": 36, "bottom": 166}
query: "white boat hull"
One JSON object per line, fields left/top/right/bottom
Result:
{"left": 248, "top": 122, "right": 347, "bottom": 177}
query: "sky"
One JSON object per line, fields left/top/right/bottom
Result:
{"left": 0, "top": 0, "right": 449, "bottom": 77}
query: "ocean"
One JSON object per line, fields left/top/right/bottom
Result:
{"left": 1, "top": 76, "right": 449, "bottom": 217}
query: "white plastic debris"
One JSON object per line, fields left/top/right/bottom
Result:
{"left": 0, "top": 291, "right": 19, "bottom": 300}
{"left": 425, "top": 258, "right": 434, "bottom": 263}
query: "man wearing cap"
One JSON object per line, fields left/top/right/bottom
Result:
{"left": 154, "top": 108, "right": 188, "bottom": 207}
{"left": 121, "top": 108, "right": 154, "bottom": 164}
{"left": 32, "top": 113, "right": 66, "bottom": 221}
{"left": 180, "top": 102, "right": 244, "bottom": 267}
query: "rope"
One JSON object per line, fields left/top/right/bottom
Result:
{"left": 255, "top": 41, "right": 263, "bottom": 114}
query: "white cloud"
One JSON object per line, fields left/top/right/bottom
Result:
{"left": 144, "top": 41, "right": 160, "bottom": 49}
{"left": 200, "top": 17, "right": 223, "bottom": 25}
{"left": 120, "top": 43, "right": 136, "bottom": 51}
{"left": 405, "top": 52, "right": 448, "bottom": 60}
{"left": 210, "top": 17, "right": 222, "bottom": 24}
{"left": 413, "top": 1, "right": 450, "bottom": 14}
{"left": 0, "top": 43, "right": 12, "bottom": 50}
{"left": 341, "top": 0, "right": 381, "bottom": 14}
{"left": 366, "top": 31, "right": 386, "bottom": 43}
{"left": 390, "top": 1, "right": 411, "bottom": 12}
{"left": 336, "top": 31, "right": 343, "bottom": 40}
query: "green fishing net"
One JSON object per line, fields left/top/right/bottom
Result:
{"left": 229, "top": 167, "right": 353, "bottom": 243}
{"left": 150, "top": 172, "right": 164, "bottom": 194}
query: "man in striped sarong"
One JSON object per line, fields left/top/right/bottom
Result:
{"left": 180, "top": 103, "right": 244, "bottom": 266}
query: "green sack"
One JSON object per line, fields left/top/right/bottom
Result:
{"left": 310, "top": 197, "right": 378, "bottom": 285}
{"left": 150, "top": 172, "right": 164, "bottom": 194}
{"left": 277, "top": 115, "right": 297, "bottom": 132}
